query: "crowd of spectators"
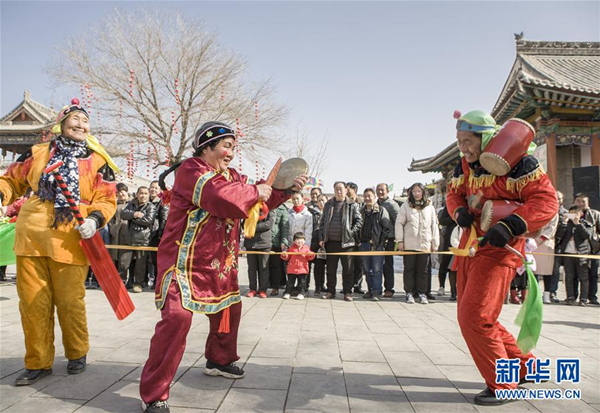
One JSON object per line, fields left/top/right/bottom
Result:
{"left": 3, "top": 178, "right": 597, "bottom": 306}
{"left": 238, "top": 183, "right": 599, "bottom": 307}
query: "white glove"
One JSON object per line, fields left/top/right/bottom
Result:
{"left": 76, "top": 218, "right": 97, "bottom": 239}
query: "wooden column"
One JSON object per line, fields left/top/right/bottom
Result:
{"left": 545, "top": 134, "right": 558, "bottom": 186}
{"left": 592, "top": 134, "right": 600, "bottom": 166}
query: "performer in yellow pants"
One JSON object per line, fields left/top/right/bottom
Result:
{"left": 16, "top": 256, "right": 89, "bottom": 370}
{"left": 0, "top": 98, "right": 117, "bottom": 386}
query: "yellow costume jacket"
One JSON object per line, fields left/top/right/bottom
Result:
{"left": 0, "top": 141, "right": 116, "bottom": 265}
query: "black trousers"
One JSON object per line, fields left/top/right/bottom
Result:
{"left": 403, "top": 253, "right": 429, "bottom": 295}
{"left": 312, "top": 259, "right": 326, "bottom": 291}
{"left": 438, "top": 253, "right": 452, "bottom": 289}
{"left": 268, "top": 247, "right": 286, "bottom": 288}
{"left": 285, "top": 274, "right": 307, "bottom": 295}
{"left": 449, "top": 270, "right": 457, "bottom": 298}
{"left": 564, "top": 256, "right": 588, "bottom": 301}
{"left": 588, "top": 258, "right": 598, "bottom": 301}
{"left": 149, "top": 235, "right": 161, "bottom": 281}
{"left": 383, "top": 239, "right": 395, "bottom": 293}
{"left": 350, "top": 255, "right": 364, "bottom": 289}
{"left": 325, "top": 241, "right": 353, "bottom": 295}
{"left": 247, "top": 250, "right": 270, "bottom": 292}
{"left": 543, "top": 255, "right": 562, "bottom": 293}
{"left": 121, "top": 250, "right": 150, "bottom": 286}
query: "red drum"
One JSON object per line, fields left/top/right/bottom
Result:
{"left": 479, "top": 118, "right": 535, "bottom": 176}
{"left": 480, "top": 200, "right": 541, "bottom": 238}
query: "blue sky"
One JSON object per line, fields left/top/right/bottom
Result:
{"left": 1, "top": 1, "right": 598, "bottom": 193}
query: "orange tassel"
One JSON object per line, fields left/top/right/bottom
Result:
{"left": 218, "top": 307, "right": 230, "bottom": 334}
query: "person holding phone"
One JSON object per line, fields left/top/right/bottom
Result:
{"left": 556, "top": 205, "right": 594, "bottom": 306}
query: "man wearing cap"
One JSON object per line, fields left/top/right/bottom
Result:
{"left": 0, "top": 99, "right": 117, "bottom": 386}
{"left": 140, "top": 121, "right": 307, "bottom": 413}
{"left": 446, "top": 110, "right": 557, "bottom": 405}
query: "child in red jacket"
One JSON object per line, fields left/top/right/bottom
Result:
{"left": 281, "top": 232, "right": 315, "bottom": 300}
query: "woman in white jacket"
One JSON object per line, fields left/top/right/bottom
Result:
{"left": 288, "top": 193, "right": 313, "bottom": 251}
{"left": 395, "top": 183, "right": 439, "bottom": 304}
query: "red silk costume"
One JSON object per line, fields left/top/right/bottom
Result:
{"left": 446, "top": 155, "right": 557, "bottom": 391}
{"left": 140, "top": 157, "right": 288, "bottom": 403}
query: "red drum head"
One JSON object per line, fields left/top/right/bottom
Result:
{"left": 480, "top": 118, "right": 535, "bottom": 176}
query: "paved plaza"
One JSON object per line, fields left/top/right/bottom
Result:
{"left": 1, "top": 258, "right": 599, "bottom": 413}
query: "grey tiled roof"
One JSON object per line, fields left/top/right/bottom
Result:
{"left": 412, "top": 38, "right": 599, "bottom": 174}
{"left": 0, "top": 91, "right": 56, "bottom": 127}
{"left": 492, "top": 39, "right": 600, "bottom": 122}
{"left": 408, "top": 141, "right": 459, "bottom": 173}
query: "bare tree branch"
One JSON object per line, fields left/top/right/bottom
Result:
{"left": 283, "top": 124, "right": 330, "bottom": 179}
{"left": 46, "top": 9, "right": 288, "bottom": 172}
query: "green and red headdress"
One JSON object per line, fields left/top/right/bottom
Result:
{"left": 454, "top": 109, "right": 499, "bottom": 150}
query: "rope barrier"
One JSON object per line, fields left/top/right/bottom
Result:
{"left": 104, "top": 244, "right": 600, "bottom": 260}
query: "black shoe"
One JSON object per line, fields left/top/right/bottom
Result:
{"left": 362, "top": 292, "right": 373, "bottom": 299}
{"left": 204, "top": 360, "right": 245, "bottom": 379}
{"left": 314, "top": 288, "right": 321, "bottom": 295}
{"left": 450, "top": 295, "right": 457, "bottom": 301}
{"left": 15, "top": 368, "right": 52, "bottom": 386}
{"left": 550, "top": 293, "right": 560, "bottom": 303}
{"left": 474, "top": 387, "right": 514, "bottom": 406}
{"left": 588, "top": 299, "right": 600, "bottom": 306}
{"left": 354, "top": 287, "right": 365, "bottom": 294}
{"left": 145, "top": 400, "right": 170, "bottom": 413}
{"left": 67, "top": 355, "right": 86, "bottom": 374}
{"left": 426, "top": 293, "right": 436, "bottom": 300}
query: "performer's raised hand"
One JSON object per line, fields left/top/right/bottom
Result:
{"left": 479, "top": 223, "right": 511, "bottom": 248}
{"left": 257, "top": 184, "right": 273, "bottom": 201}
{"left": 454, "top": 207, "right": 474, "bottom": 228}
{"left": 290, "top": 174, "right": 309, "bottom": 192}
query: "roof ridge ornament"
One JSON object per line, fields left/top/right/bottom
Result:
{"left": 514, "top": 32, "right": 525, "bottom": 43}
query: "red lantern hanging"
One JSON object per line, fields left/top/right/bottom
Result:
{"left": 174, "top": 78, "right": 180, "bottom": 105}
{"left": 129, "top": 69, "right": 135, "bottom": 98}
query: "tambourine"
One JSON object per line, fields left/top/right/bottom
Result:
{"left": 480, "top": 200, "right": 541, "bottom": 238}
{"left": 479, "top": 118, "right": 535, "bottom": 176}
{"left": 273, "top": 158, "right": 309, "bottom": 190}
{"left": 257, "top": 157, "right": 309, "bottom": 220}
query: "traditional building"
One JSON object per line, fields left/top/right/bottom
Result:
{"left": 409, "top": 35, "right": 600, "bottom": 207}
{"left": 0, "top": 92, "right": 151, "bottom": 188}
{"left": 0, "top": 91, "right": 55, "bottom": 164}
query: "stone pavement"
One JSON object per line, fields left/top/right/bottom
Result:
{"left": 1, "top": 258, "right": 599, "bottom": 413}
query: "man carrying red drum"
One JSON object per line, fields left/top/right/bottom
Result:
{"left": 446, "top": 110, "right": 558, "bottom": 406}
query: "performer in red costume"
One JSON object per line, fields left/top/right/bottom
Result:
{"left": 140, "top": 122, "right": 307, "bottom": 413}
{"left": 445, "top": 110, "right": 558, "bottom": 406}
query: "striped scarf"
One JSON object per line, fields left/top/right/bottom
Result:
{"left": 38, "top": 137, "right": 87, "bottom": 227}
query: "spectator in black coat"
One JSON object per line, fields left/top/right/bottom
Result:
{"left": 556, "top": 205, "right": 593, "bottom": 306}
{"left": 121, "top": 186, "right": 157, "bottom": 293}
{"left": 148, "top": 181, "right": 169, "bottom": 288}
{"left": 244, "top": 209, "right": 275, "bottom": 298}
{"left": 437, "top": 204, "right": 457, "bottom": 299}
